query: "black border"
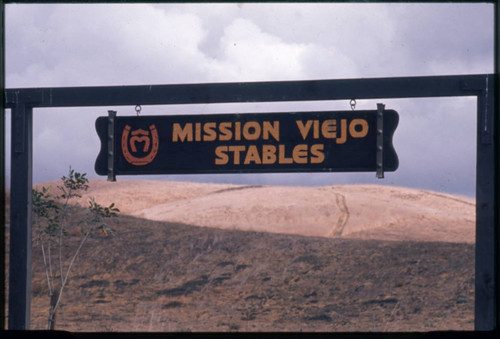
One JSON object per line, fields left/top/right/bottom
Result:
{"left": 1, "top": 1, "right": 498, "bottom": 338}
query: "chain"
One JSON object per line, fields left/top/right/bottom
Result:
{"left": 135, "top": 105, "right": 142, "bottom": 116}
{"left": 349, "top": 99, "right": 356, "bottom": 111}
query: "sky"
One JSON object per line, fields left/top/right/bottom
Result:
{"left": 3, "top": 2, "right": 494, "bottom": 197}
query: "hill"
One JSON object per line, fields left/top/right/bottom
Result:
{"left": 10, "top": 180, "right": 476, "bottom": 331}
{"left": 34, "top": 179, "right": 475, "bottom": 243}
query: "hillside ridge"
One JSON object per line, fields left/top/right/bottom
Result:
{"left": 32, "top": 179, "right": 475, "bottom": 243}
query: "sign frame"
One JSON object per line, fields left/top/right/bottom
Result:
{"left": 3, "top": 74, "right": 497, "bottom": 331}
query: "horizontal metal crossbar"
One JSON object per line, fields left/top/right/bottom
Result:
{"left": 4, "top": 74, "right": 490, "bottom": 108}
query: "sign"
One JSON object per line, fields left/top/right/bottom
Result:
{"left": 95, "top": 110, "right": 399, "bottom": 176}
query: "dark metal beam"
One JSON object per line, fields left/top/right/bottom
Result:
{"left": 474, "top": 75, "right": 496, "bottom": 331}
{"left": 8, "top": 103, "right": 33, "bottom": 330}
{"left": 4, "top": 74, "right": 488, "bottom": 109}
{"left": 493, "top": 1, "right": 499, "bottom": 332}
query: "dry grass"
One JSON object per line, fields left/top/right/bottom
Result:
{"left": 5, "top": 181, "right": 475, "bottom": 332}
{"left": 34, "top": 179, "right": 475, "bottom": 243}
{"left": 25, "top": 212, "right": 474, "bottom": 332}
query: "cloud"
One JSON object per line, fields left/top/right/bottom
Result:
{"left": 6, "top": 3, "right": 493, "bottom": 87}
{"left": 6, "top": 4, "right": 210, "bottom": 86}
{"left": 4, "top": 3, "right": 494, "bottom": 197}
{"left": 381, "top": 3, "right": 494, "bottom": 76}
{"left": 209, "top": 18, "right": 309, "bottom": 81}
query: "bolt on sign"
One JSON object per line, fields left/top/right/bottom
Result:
{"left": 95, "top": 110, "right": 399, "bottom": 178}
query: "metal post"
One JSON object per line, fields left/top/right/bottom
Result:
{"left": 107, "top": 110, "right": 116, "bottom": 182}
{"left": 494, "top": 0, "right": 499, "bottom": 332}
{"left": 8, "top": 102, "right": 33, "bottom": 330}
{"left": 376, "top": 103, "right": 384, "bottom": 179}
{"left": 474, "top": 74, "right": 496, "bottom": 331}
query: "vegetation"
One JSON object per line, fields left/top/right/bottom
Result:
{"left": 32, "top": 167, "right": 119, "bottom": 329}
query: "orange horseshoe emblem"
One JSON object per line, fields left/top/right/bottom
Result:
{"left": 121, "top": 124, "right": 159, "bottom": 166}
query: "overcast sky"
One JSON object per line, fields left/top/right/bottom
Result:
{"left": 3, "top": 2, "right": 494, "bottom": 197}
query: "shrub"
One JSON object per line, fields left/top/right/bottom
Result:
{"left": 32, "top": 167, "right": 119, "bottom": 329}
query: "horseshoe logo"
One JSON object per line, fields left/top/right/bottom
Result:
{"left": 121, "top": 124, "right": 159, "bottom": 166}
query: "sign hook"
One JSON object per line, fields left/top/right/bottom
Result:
{"left": 349, "top": 99, "right": 356, "bottom": 111}
{"left": 135, "top": 105, "right": 142, "bottom": 116}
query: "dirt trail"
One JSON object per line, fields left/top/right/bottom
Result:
{"left": 328, "top": 193, "right": 349, "bottom": 237}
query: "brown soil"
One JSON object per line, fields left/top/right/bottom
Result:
{"left": 7, "top": 180, "right": 475, "bottom": 332}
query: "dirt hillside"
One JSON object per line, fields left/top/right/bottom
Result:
{"left": 20, "top": 179, "right": 476, "bottom": 332}
{"left": 35, "top": 179, "right": 475, "bottom": 243}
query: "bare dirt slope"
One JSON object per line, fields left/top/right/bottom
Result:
{"left": 35, "top": 179, "right": 475, "bottom": 243}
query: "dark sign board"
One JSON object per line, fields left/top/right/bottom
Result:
{"left": 95, "top": 110, "right": 398, "bottom": 176}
